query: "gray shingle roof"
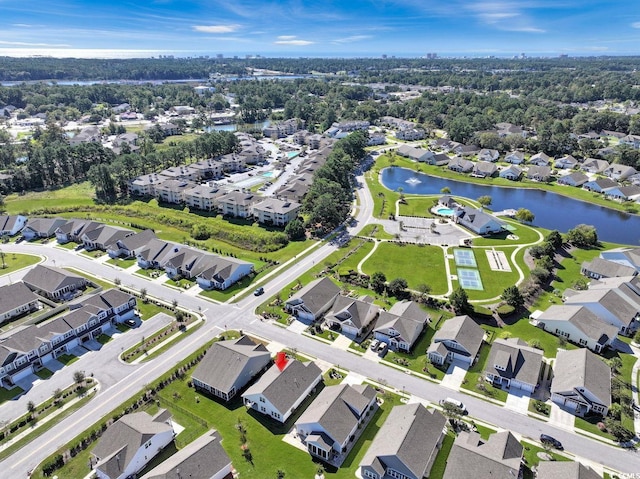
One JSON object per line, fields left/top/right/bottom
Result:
{"left": 443, "top": 431, "right": 523, "bottom": 479}
{"left": 22, "top": 265, "right": 86, "bottom": 295}
{"left": 536, "top": 461, "right": 602, "bottom": 479}
{"left": 0, "top": 282, "right": 39, "bottom": 317}
{"left": 538, "top": 305, "right": 618, "bottom": 344}
{"left": 551, "top": 348, "right": 611, "bottom": 408}
{"left": 285, "top": 277, "right": 340, "bottom": 317}
{"left": 582, "top": 258, "right": 637, "bottom": 278}
{"left": 242, "top": 359, "right": 322, "bottom": 415}
{"left": 432, "top": 315, "right": 485, "bottom": 358}
{"left": 296, "top": 384, "right": 376, "bottom": 446}
{"left": 140, "top": 430, "right": 231, "bottom": 479}
{"left": 191, "top": 336, "right": 270, "bottom": 394}
{"left": 326, "top": 296, "right": 379, "bottom": 330}
{"left": 360, "top": 404, "right": 446, "bottom": 479}
{"left": 485, "top": 337, "right": 543, "bottom": 386}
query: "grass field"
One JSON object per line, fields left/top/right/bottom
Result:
{"left": 397, "top": 196, "right": 438, "bottom": 217}
{"left": 461, "top": 343, "right": 508, "bottom": 402}
{"left": 461, "top": 246, "right": 520, "bottom": 301}
{"left": 0, "top": 252, "right": 40, "bottom": 276}
{"left": 3, "top": 182, "right": 96, "bottom": 214}
{"left": 361, "top": 242, "right": 448, "bottom": 294}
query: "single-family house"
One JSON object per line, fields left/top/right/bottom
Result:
{"left": 136, "top": 239, "right": 180, "bottom": 270}
{"left": 504, "top": 151, "right": 525, "bottom": 164}
{"left": 583, "top": 177, "right": 618, "bottom": 193}
{"left": 581, "top": 158, "right": 610, "bottom": 174}
{"left": 324, "top": 296, "right": 380, "bottom": 338}
{"left": 557, "top": 171, "right": 588, "bottom": 187}
{"left": 91, "top": 410, "right": 175, "bottom": 479}
{"left": 603, "top": 185, "right": 640, "bottom": 201}
{"left": 427, "top": 315, "right": 485, "bottom": 366}
{"left": 0, "top": 282, "right": 40, "bottom": 324}
{"left": 429, "top": 152, "right": 451, "bottom": 166}
{"left": 195, "top": 256, "right": 254, "bottom": 291}
{"left": 536, "top": 461, "right": 602, "bottom": 479}
{"left": 0, "top": 215, "right": 27, "bottom": 236}
{"left": 581, "top": 257, "right": 637, "bottom": 280}
{"left": 285, "top": 277, "right": 341, "bottom": 323}
{"left": 526, "top": 165, "right": 552, "bottom": 182}
{"left": 555, "top": 155, "right": 579, "bottom": 170}
{"left": 252, "top": 198, "right": 301, "bottom": 226}
{"left": 472, "top": 161, "right": 498, "bottom": 178}
{"left": 442, "top": 431, "right": 523, "bottom": 479}
{"left": 373, "top": 300, "right": 430, "bottom": 351}
{"left": 600, "top": 248, "right": 640, "bottom": 272}
{"left": 140, "top": 431, "right": 233, "bottom": 479}
{"left": 295, "top": 384, "right": 377, "bottom": 462}
{"left": 551, "top": 348, "right": 611, "bottom": 416}
{"left": 192, "top": 336, "right": 271, "bottom": 401}
{"left": 563, "top": 287, "right": 640, "bottom": 335}
{"left": 478, "top": 149, "right": 499, "bottom": 162}
{"left": 107, "top": 229, "right": 156, "bottom": 259}
{"left": 484, "top": 338, "right": 543, "bottom": 393}
{"left": 499, "top": 165, "right": 522, "bottom": 181}
{"left": 604, "top": 164, "right": 637, "bottom": 181}
{"left": 447, "top": 156, "right": 474, "bottom": 173}
{"left": 359, "top": 404, "right": 446, "bottom": 479}
{"left": 454, "top": 206, "right": 504, "bottom": 235}
{"left": 22, "top": 265, "right": 88, "bottom": 301}
{"left": 529, "top": 152, "right": 552, "bottom": 166}
{"left": 454, "top": 144, "right": 481, "bottom": 157}
{"left": 537, "top": 305, "right": 618, "bottom": 353}
{"left": 242, "top": 359, "right": 322, "bottom": 423}
{"left": 21, "top": 218, "right": 67, "bottom": 241}
{"left": 619, "top": 134, "right": 640, "bottom": 149}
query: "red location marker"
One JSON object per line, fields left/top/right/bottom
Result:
{"left": 275, "top": 351, "right": 288, "bottom": 371}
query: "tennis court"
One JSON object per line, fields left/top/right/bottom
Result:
{"left": 453, "top": 248, "right": 477, "bottom": 267}
{"left": 457, "top": 268, "right": 484, "bottom": 290}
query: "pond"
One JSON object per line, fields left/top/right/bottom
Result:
{"left": 381, "top": 167, "right": 640, "bottom": 245}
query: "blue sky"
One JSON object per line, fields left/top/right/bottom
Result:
{"left": 1, "top": 0, "right": 639, "bottom": 58}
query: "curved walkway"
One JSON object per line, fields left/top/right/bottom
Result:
{"left": 357, "top": 239, "right": 380, "bottom": 275}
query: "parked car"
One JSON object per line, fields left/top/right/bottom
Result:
{"left": 377, "top": 342, "right": 388, "bottom": 357}
{"left": 370, "top": 339, "right": 380, "bottom": 351}
{"left": 124, "top": 318, "right": 137, "bottom": 328}
{"left": 442, "top": 397, "right": 467, "bottom": 414}
{"left": 540, "top": 434, "right": 563, "bottom": 450}
{"left": 254, "top": 287, "right": 264, "bottom": 296}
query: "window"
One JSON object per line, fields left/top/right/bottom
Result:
{"left": 259, "top": 397, "right": 265, "bottom": 403}
{"left": 579, "top": 339, "right": 587, "bottom": 346}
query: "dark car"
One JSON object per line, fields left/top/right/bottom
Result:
{"left": 540, "top": 434, "right": 563, "bottom": 450}
{"left": 124, "top": 318, "right": 137, "bottom": 328}
{"left": 254, "top": 287, "right": 264, "bottom": 296}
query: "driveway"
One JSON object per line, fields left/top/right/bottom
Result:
{"left": 440, "top": 359, "right": 469, "bottom": 390}
{"left": 331, "top": 334, "right": 352, "bottom": 351}
{"left": 549, "top": 403, "right": 576, "bottom": 432}
{"left": 505, "top": 389, "right": 531, "bottom": 414}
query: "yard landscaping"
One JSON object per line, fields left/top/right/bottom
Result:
{"left": 461, "top": 343, "right": 509, "bottom": 403}
{"left": 105, "top": 257, "right": 137, "bottom": 269}
{"left": 0, "top": 252, "right": 40, "bottom": 276}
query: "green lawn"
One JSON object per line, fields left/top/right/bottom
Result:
{"left": 358, "top": 224, "right": 395, "bottom": 240}
{"left": 199, "top": 268, "right": 272, "bottom": 302}
{"left": 361, "top": 242, "right": 448, "bottom": 294}
{"left": 428, "top": 433, "right": 455, "bottom": 479}
{"left": 136, "top": 301, "right": 166, "bottom": 321}
{"left": 0, "top": 252, "right": 40, "bottom": 276}
{"left": 106, "top": 257, "right": 137, "bottom": 268}
{"left": 0, "top": 386, "right": 24, "bottom": 404}
{"left": 35, "top": 368, "right": 54, "bottom": 380}
{"left": 55, "top": 354, "right": 79, "bottom": 366}
{"left": 65, "top": 267, "right": 114, "bottom": 290}
{"left": 3, "top": 182, "right": 96, "bottom": 214}
{"left": 461, "top": 343, "right": 508, "bottom": 402}
{"left": 337, "top": 240, "right": 375, "bottom": 273}
{"left": 397, "top": 196, "right": 438, "bottom": 217}
{"left": 574, "top": 415, "right": 613, "bottom": 440}
{"left": 462, "top": 246, "right": 520, "bottom": 301}
{"left": 472, "top": 218, "right": 543, "bottom": 247}
{"left": 482, "top": 319, "right": 574, "bottom": 359}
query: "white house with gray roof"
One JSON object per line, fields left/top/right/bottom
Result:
{"left": 551, "top": 348, "right": 611, "bottom": 416}
{"left": 581, "top": 158, "right": 610, "bottom": 174}
{"left": 242, "top": 359, "right": 322, "bottom": 423}
{"left": 285, "top": 277, "right": 341, "bottom": 323}
{"left": 604, "top": 163, "right": 637, "bottom": 181}
{"left": 324, "top": 295, "right": 380, "bottom": 338}
{"left": 443, "top": 430, "right": 523, "bottom": 479}
{"left": 499, "top": 164, "right": 523, "bottom": 181}
{"left": 484, "top": 338, "right": 543, "bottom": 393}
{"left": 373, "top": 300, "right": 429, "bottom": 351}
{"left": 295, "top": 383, "right": 377, "bottom": 463}
{"left": 563, "top": 287, "right": 640, "bottom": 335}
{"left": 536, "top": 461, "right": 602, "bottom": 479}
{"left": 427, "top": 315, "right": 485, "bottom": 367}
{"left": 92, "top": 410, "right": 175, "bottom": 479}
{"left": 140, "top": 430, "right": 232, "bottom": 479}
{"left": 396, "top": 144, "right": 434, "bottom": 163}
{"left": 196, "top": 256, "right": 254, "bottom": 291}
{"left": 359, "top": 403, "right": 446, "bottom": 479}
{"left": 22, "top": 217, "right": 67, "bottom": 241}
{"left": 453, "top": 206, "right": 504, "bottom": 235}
{"left": 558, "top": 171, "right": 589, "bottom": 187}
{"left": 555, "top": 155, "right": 579, "bottom": 169}
{"left": 0, "top": 214, "right": 26, "bottom": 236}
{"left": 537, "top": 305, "right": 618, "bottom": 353}
{"left": 82, "top": 224, "right": 134, "bottom": 252}
{"left": 54, "top": 219, "right": 102, "bottom": 244}
{"left": 107, "top": 229, "right": 157, "bottom": 259}
{"left": 581, "top": 257, "right": 637, "bottom": 280}
{"left": 504, "top": 151, "right": 525, "bottom": 164}
{"left": 192, "top": 336, "right": 271, "bottom": 401}
{"left": 599, "top": 248, "right": 640, "bottom": 272}
{"left": 0, "top": 282, "right": 40, "bottom": 324}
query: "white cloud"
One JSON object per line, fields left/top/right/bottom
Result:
{"left": 478, "top": 12, "right": 519, "bottom": 23}
{"left": 0, "top": 40, "right": 71, "bottom": 47}
{"left": 632, "top": 22, "right": 640, "bottom": 29}
{"left": 505, "top": 26, "right": 545, "bottom": 32}
{"left": 274, "top": 35, "right": 313, "bottom": 45}
{"left": 193, "top": 24, "right": 241, "bottom": 34}
{"left": 333, "top": 35, "right": 372, "bottom": 44}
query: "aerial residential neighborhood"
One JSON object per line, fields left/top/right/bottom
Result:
{"left": 1, "top": 20, "right": 640, "bottom": 479}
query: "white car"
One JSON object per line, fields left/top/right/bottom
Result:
{"left": 370, "top": 339, "right": 380, "bottom": 351}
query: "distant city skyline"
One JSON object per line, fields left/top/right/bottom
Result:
{"left": 1, "top": 0, "right": 639, "bottom": 58}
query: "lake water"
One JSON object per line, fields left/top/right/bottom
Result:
{"left": 206, "top": 120, "right": 270, "bottom": 132}
{"left": 381, "top": 167, "right": 640, "bottom": 245}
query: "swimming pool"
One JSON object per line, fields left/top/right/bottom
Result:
{"left": 435, "top": 207, "right": 455, "bottom": 216}
{"left": 262, "top": 171, "right": 275, "bottom": 178}
{"left": 286, "top": 151, "right": 300, "bottom": 159}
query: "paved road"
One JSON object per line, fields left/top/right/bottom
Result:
{"left": 1, "top": 175, "right": 639, "bottom": 476}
